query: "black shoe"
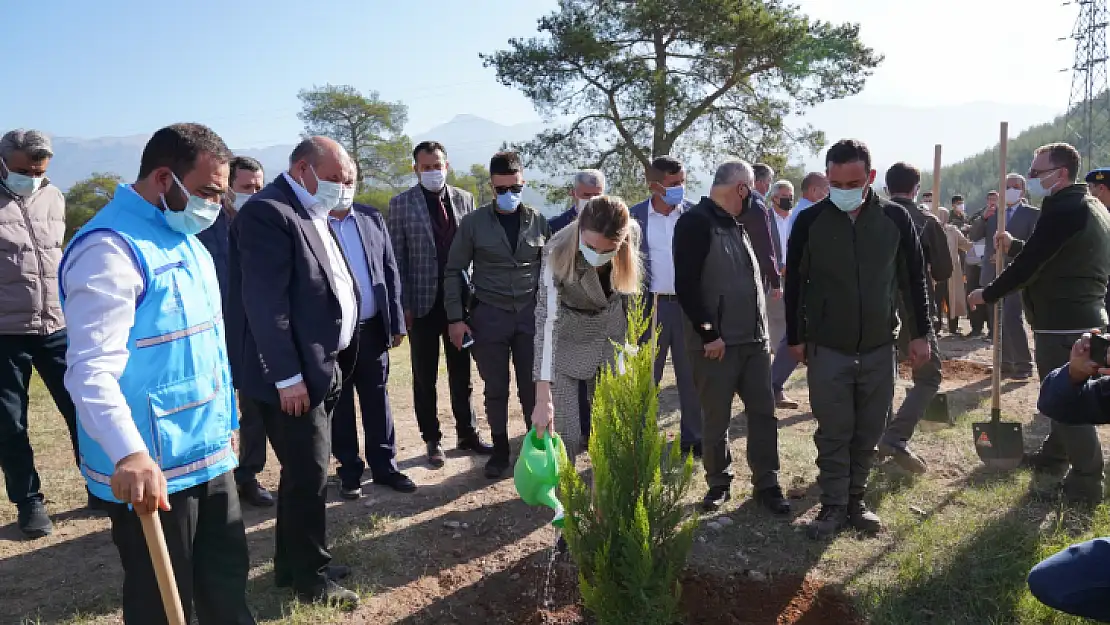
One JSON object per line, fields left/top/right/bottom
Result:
{"left": 484, "top": 455, "right": 512, "bottom": 479}
{"left": 338, "top": 482, "right": 362, "bottom": 500}
{"left": 1023, "top": 451, "right": 1068, "bottom": 475}
{"left": 296, "top": 580, "right": 359, "bottom": 610}
{"left": 276, "top": 564, "right": 351, "bottom": 588}
{"left": 427, "top": 441, "right": 446, "bottom": 468}
{"left": 238, "top": 480, "right": 275, "bottom": 507}
{"left": 680, "top": 442, "right": 703, "bottom": 459}
{"left": 848, "top": 497, "right": 883, "bottom": 534}
{"left": 458, "top": 434, "right": 494, "bottom": 455}
{"left": 755, "top": 486, "right": 791, "bottom": 515}
{"left": 806, "top": 504, "right": 848, "bottom": 540}
{"left": 17, "top": 500, "right": 52, "bottom": 539}
{"left": 701, "top": 486, "right": 731, "bottom": 511}
{"left": 374, "top": 472, "right": 417, "bottom": 493}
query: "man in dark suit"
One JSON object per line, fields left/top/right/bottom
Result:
{"left": 968, "top": 174, "right": 1041, "bottom": 378}
{"left": 227, "top": 136, "right": 360, "bottom": 608}
{"left": 327, "top": 189, "right": 414, "bottom": 499}
{"left": 630, "top": 155, "right": 702, "bottom": 456}
{"left": 387, "top": 141, "right": 490, "bottom": 468}
{"left": 548, "top": 169, "right": 605, "bottom": 233}
{"left": 197, "top": 155, "right": 273, "bottom": 507}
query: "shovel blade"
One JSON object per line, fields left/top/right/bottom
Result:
{"left": 973, "top": 410, "right": 1024, "bottom": 470}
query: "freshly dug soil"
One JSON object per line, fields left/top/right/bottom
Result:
{"left": 899, "top": 358, "right": 990, "bottom": 381}
{"left": 412, "top": 550, "right": 863, "bottom": 625}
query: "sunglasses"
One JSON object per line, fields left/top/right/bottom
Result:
{"left": 493, "top": 184, "right": 524, "bottom": 194}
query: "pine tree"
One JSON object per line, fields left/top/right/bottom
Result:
{"left": 559, "top": 296, "right": 698, "bottom": 625}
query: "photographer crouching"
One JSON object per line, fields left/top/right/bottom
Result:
{"left": 1027, "top": 331, "right": 1110, "bottom": 623}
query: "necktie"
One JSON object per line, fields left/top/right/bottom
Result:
{"left": 433, "top": 192, "right": 449, "bottom": 225}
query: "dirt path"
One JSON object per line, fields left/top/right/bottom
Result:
{"left": 0, "top": 329, "right": 1069, "bottom": 624}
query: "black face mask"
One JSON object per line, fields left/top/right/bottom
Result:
{"left": 778, "top": 197, "right": 793, "bottom": 211}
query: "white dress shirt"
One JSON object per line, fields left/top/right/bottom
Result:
{"left": 276, "top": 173, "right": 357, "bottom": 389}
{"left": 783, "top": 197, "right": 816, "bottom": 259}
{"left": 61, "top": 200, "right": 157, "bottom": 464}
{"left": 647, "top": 202, "right": 683, "bottom": 294}
{"left": 773, "top": 210, "right": 790, "bottom": 268}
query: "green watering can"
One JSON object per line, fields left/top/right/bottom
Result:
{"left": 514, "top": 428, "right": 568, "bottom": 528}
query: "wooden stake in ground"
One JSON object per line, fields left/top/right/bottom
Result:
{"left": 140, "top": 512, "right": 186, "bottom": 625}
{"left": 932, "top": 144, "right": 942, "bottom": 219}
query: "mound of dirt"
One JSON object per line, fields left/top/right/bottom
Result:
{"left": 899, "top": 358, "right": 991, "bottom": 382}
{"left": 432, "top": 551, "right": 863, "bottom": 625}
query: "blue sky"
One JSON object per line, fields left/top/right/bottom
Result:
{"left": 3, "top": 0, "right": 1081, "bottom": 149}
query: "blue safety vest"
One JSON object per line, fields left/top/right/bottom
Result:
{"left": 60, "top": 184, "right": 237, "bottom": 502}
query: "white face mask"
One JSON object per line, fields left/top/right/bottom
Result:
{"left": 338, "top": 184, "right": 355, "bottom": 210}
{"left": 575, "top": 197, "right": 589, "bottom": 212}
{"left": 232, "top": 192, "right": 253, "bottom": 211}
{"left": 301, "top": 165, "right": 343, "bottom": 213}
{"left": 420, "top": 169, "right": 446, "bottom": 192}
{"left": 1005, "top": 188, "right": 1023, "bottom": 205}
{"left": 0, "top": 158, "right": 44, "bottom": 198}
{"left": 579, "top": 239, "right": 617, "bottom": 267}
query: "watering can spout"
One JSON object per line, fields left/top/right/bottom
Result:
{"left": 514, "top": 428, "right": 568, "bottom": 527}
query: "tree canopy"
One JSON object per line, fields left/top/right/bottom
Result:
{"left": 298, "top": 85, "right": 412, "bottom": 191}
{"left": 482, "top": 0, "right": 881, "bottom": 191}
{"left": 64, "top": 172, "right": 121, "bottom": 241}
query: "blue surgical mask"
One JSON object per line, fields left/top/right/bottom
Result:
{"left": 1027, "top": 176, "right": 1050, "bottom": 198}
{"left": 579, "top": 240, "right": 617, "bottom": 267}
{"left": 662, "top": 185, "right": 685, "bottom": 207}
{"left": 232, "top": 192, "right": 253, "bottom": 211}
{"left": 829, "top": 186, "right": 866, "bottom": 212}
{"left": 161, "top": 173, "right": 222, "bottom": 235}
{"left": 496, "top": 190, "right": 522, "bottom": 212}
{"left": 1, "top": 158, "right": 44, "bottom": 198}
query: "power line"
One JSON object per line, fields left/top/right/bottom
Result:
{"left": 1064, "top": 0, "right": 1110, "bottom": 170}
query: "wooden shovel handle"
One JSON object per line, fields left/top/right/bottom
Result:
{"left": 139, "top": 512, "right": 187, "bottom": 625}
{"left": 992, "top": 122, "right": 1009, "bottom": 413}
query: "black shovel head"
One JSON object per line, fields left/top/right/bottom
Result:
{"left": 973, "top": 408, "right": 1024, "bottom": 470}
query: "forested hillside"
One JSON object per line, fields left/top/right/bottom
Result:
{"left": 921, "top": 95, "right": 1109, "bottom": 214}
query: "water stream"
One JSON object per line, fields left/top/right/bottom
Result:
{"left": 541, "top": 529, "right": 562, "bottom": 610}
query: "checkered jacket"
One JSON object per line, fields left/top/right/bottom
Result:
{"left": 534, "top": 249, "right": 628, "bottom": 382}
{"left": 387, "top": 184, "right": 475, "bottom": 318}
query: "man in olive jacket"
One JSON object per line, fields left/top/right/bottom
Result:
{"left": 970, "top": 142, "right": 1110, "bottom": 505}
{"left": 445, "top": 151, "right": 550, "bottom": 479}
{"left": 786, "top": 140, "right": 933, "bottom": 540}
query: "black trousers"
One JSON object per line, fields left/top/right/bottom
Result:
{"left": 407, "top": 284, "right": 478, "bottom": 444}
{"left": 232, "top": 396, "right": 268, "bottom": 486}
{"left": 241, "top": 373, "right": 341, "bottom": 595}
{"left": 107, "top": 471, "right": 255, "bottom": 624}
{"left": 332, "top": 317, "right": 398, "bottom": 488}
{"left": 469, "top": 301, "right": 536, "bottom": 436}
{"left": 965, "top": 264, "right": 991, "bottom": 334}
{"left": 0, "top": 330, "right": 80, "bottom": 506}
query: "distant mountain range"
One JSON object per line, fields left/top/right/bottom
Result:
{"left": 40, "top": 101, "right": 1067, "bottom": 215}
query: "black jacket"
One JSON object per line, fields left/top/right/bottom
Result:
{"left": 785, "top": 190, "right": 932, "bottom": 353}
{"left": 226, "top": 175, "right": 361, "bottom": 408}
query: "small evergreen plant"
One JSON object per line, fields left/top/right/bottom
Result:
{"left": 559, "top": 296, "right": 698, "bottom": 625}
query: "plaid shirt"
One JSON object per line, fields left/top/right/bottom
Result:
{"left": 387, "top": 184, "right": 475, "bottom": 318}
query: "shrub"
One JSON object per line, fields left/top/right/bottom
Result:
{"left": 559, "top": 296, "right": 698, "bottom": 625}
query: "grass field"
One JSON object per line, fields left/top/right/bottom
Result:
{"left": 2, "top": 331, "right": 1109, "bottom": 624}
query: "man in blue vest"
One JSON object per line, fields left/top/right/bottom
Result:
{"left": 60, "top": 123, "right": 254, "bottom": 624}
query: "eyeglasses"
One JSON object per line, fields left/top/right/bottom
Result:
{"left": 493, "top": 184, "right": 524, "bottom": 194}
{"left": 1028, "top": 166, "right": 1061, "bottom": 179}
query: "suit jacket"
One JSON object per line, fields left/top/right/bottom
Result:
{"left": 737, "top": 193, "right": 781, "bottom": 289}
{"left": 196, "top": 199, "right": 234, "bottom": 313}
{"left": 548, "top": 205, "right": 578, "bottom": 233}
{"left": 387, "top": 184, "right": 475, "bottom": 318}
{"left": 629, "top": 197, "right": 696, "bottom": 318}
{"left": 347, "top": 203, "right": 406, "bottom": 340}
{"left": 227, "top": 175, "right": 360, "bottom": 408}
{"left": 968, "top": 201, "right": 1040, "bottom": 285}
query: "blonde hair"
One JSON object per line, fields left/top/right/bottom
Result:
{"left": 546, "top": 195, "right": 641, "bottom": 294}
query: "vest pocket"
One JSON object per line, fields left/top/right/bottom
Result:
{"left": 147, "top": 369, "right": 228, "bottom": 471}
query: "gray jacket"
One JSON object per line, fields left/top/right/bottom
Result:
{"left": 968, "top": 201, "right": 1040, "bottom": 285}
{"left": 0, "top": 182, "right": 65, "bottom": 335}
{"left": 444, "top": 202, "right": 550, "bottom": 322}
